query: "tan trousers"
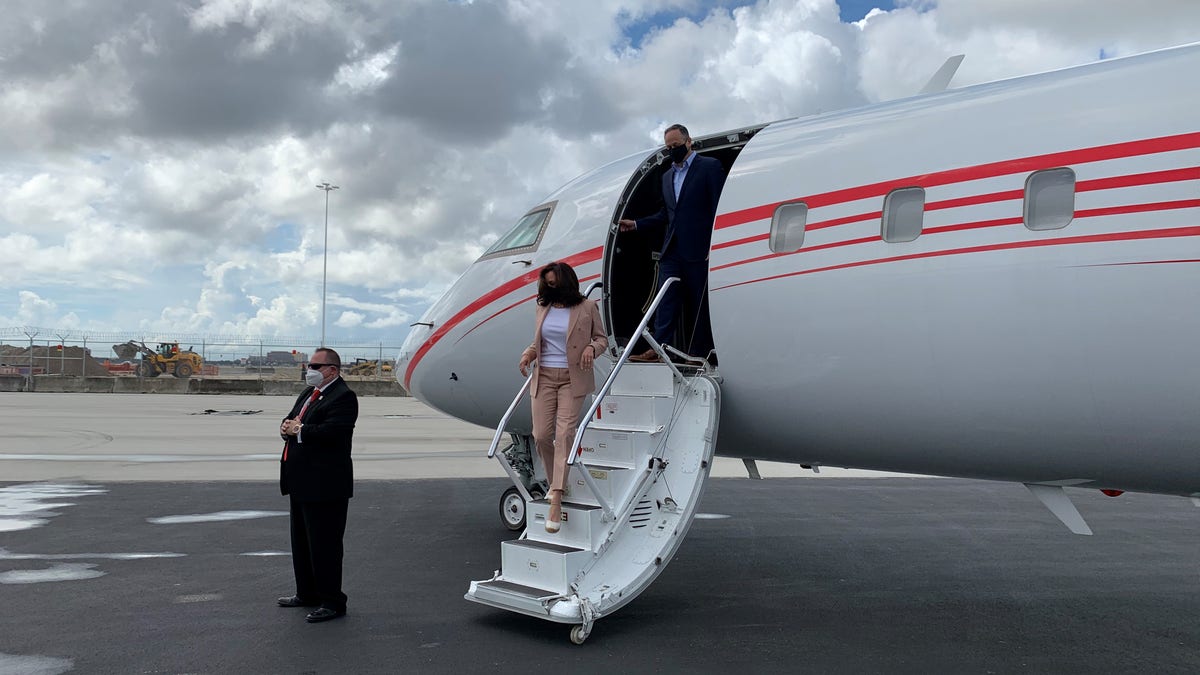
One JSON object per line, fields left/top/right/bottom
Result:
{"left": 531, "top": 367, "right": 586, "bottom": 492}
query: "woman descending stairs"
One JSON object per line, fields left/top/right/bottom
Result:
{"left": 468, "top": 360, "right": 720, "bottom": 644}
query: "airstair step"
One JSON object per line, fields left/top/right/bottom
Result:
{"left": 510, "top": 538, "right": 584, "bottom": 554}
{"left": 592, "top": 393, "right": 675, "bottom": 431}
{"left": 579, "top": 426, "right": 657, "bottom": 465}
{"left": 610, "top": 363, "right": 675, "bottom": 397}
{"left": 588, "top": 421, "right": 662, "bottom": 433}
{"left": 467, "top": 578, "right": 563, "bottom": 617}
{"left": 563, "top": 462, "right": 640, "bottom": 508}
{"left": 526, "top": 500, "right": 605, "bottom": 550}
{"left": 481, "top": 578, "right": 561, "bottom": 599}
{"left": 501, "top": 538, "right": 591, "bottom": 593}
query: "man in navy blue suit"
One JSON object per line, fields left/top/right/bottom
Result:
{"left": 619, "top": 123, "right": 726, "bottom": 361}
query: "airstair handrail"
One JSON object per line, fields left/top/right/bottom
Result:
{"left": 567, "top": 276, "right": 680, "bottom": 468}
{"left": 487, "top": 373, "right": 534, "bottom": 460}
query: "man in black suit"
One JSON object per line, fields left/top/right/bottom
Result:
{"left": 277, "top": 347, "right": 358, "bottom": 623}
{"left": 619, "top": 123, "right": 726, "bottom": 361}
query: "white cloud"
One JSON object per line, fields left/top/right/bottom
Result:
{"left": 334, "top": 311, "right": 364, "bottom": 329}
{"left": 2, "top": 0, "right": 1197, "bottom": 345}
{"left": 0, "top": 290, "right": 81, "bottom": 329}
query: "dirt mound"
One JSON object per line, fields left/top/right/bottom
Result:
{"left": 0, "top": 344, "right": 111, "bottom": 376}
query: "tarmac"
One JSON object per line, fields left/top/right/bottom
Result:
{"left": 1, "top": 393, "right": 1198, "bottom": 673}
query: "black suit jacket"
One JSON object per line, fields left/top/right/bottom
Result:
{"left": 635, "top": 153, "right": 727, "bottom": 263}
{"left": 280, "top": 377, "right": 358, "bottom": 501}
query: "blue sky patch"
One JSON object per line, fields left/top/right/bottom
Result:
{"left": 838, "top": 0, "right": 897, "bottom": 22}
{"left": 621, "top": 1, "right": 898, "bottom": 48}
{"left": 269, "top": 222, "right": 301, "bottom": 254}
{"left": 620, "top": 1, "right": 754, "bottom": 48}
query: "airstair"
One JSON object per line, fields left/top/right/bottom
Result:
{"left": 466, "top": 279, "right": 721, "bottom": 644}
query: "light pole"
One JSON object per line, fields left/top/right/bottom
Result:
{"left": 316, "top": 181, "right": 339, "bottom": 347}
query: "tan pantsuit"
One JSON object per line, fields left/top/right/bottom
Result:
{"left": 523, "top": 299, "right": 608, "bottom": 492}
{"left": 531, "top": 367, "right": 585, "bottom": 491}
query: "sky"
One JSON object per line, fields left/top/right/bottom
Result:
{"left": 1, "top": 0, "right": 1197, "bottom": 350}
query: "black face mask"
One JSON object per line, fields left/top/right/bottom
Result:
{"left": 542, "top": 286, "right": 566, "bottom": 304}
{"left": 668, "top": 143, "right": 689, "bottom": 164}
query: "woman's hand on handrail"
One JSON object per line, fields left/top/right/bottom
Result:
{"left": 518, "top": 354, "right": 534, "bottom": 377}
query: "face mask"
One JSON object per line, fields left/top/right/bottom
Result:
{"left": 305, "top": 368, "right": 325, "bottom": 387}
{"left": 668, "top": 143, "right": 688, "bottom": 164}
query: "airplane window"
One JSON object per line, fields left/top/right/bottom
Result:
{"left": 1024, "top": 168, "right": 1075, "bottom": 231}
{"left": 480, "top": 206, "right": 553, "bottom": 259}
{"left": 881, "top": 187, "right": 925, "bottom": 243}
{"left": 769, "top": 201, "right": 808, "bottom": 253}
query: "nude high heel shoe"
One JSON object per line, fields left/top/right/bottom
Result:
{"left": 546, "top": 489, "right": 563, "bottom": 533}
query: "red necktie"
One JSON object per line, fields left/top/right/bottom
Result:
{"left": 283, "top": 389, "right": 321, "bottom": 461}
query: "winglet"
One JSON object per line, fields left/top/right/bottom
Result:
{"left": 919, "top": 54, "right": 965, "bottom": 94}
{"left": 1025, "top": 483, "right": 1093, "bottom": 535}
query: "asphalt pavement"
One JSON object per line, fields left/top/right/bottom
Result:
{"left": 1, "top": 392, "right": 1198, "bottom": 673}
{"left": 1, "top": 478, "right": 1198, "bottom": 674}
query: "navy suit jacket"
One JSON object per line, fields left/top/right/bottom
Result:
{"left": 635, "top": 153, "right": 727, "bottom": 264}
{"left": 280, "top": 377, "right": 358, "bottom": 501}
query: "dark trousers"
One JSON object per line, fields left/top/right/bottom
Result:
{"left": 289, "top": 496, "right": 349, "bottom": 611}
{"left": 653, "top": 258, "right": 714, "bottom": 357}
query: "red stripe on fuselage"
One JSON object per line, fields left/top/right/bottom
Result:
{"left": 403, "top": 247, "right": 602, "bottom": 389}
{"left": 713, "top": 132, "right": 1200, "bottom": 231}
{"left": 710, "top": 166, "right": 1200, "bottom": 254}
{"left": 455, "top": 273, "right": 602, "bottom": 344}
{"left": 711, "top": 226, "right": 1200, "bottom": 292}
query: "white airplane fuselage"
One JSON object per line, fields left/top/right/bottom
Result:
{"left": 399, "top": 44, "right": 1200, "bottom": 498}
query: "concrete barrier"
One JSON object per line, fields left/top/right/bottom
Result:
{"left": 30, "top": 376, "right": 117, "bottom": 393}
{"left": 0, "top": 375, "right": 26, "bottom": 392}
{"left": 348, "top": 380, "right": 409, "bottom": 397}
{"left": 14, "top": 375, "right": 409, "bottom": 396}
{"left": 112, "top": 377, "right": 190, "bottom": 394}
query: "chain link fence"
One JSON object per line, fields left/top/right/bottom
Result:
{"left": 0, "top": 326, "right": 402, "bottom": 384}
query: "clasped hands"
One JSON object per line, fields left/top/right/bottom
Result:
{"left": 280, "top": 418, "right": 302, "bottom": 436}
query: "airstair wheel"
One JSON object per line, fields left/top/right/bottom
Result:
{"left": 499, "top": 486, "right": 542, "bottom": 531}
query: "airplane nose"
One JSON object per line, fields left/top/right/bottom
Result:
{"left": 394, "top": 349, "right": 411, "bottom": 386}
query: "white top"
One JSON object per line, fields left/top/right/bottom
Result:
{"left": 539, "top": 306, "right": 570, "bottom": 368}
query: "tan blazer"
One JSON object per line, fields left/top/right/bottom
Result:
{"left": 522, "top": 299, "right": 609, "bottom": 397}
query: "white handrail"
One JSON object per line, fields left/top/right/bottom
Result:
{"left": 487, "top": 373, "right": 533, "bottom": 460}
{"left": 568, "top": 276, "right": 680, "bottom": 468}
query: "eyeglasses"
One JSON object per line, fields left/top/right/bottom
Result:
{"left": 307, "top": 363, "right": 337, "bottom": 370}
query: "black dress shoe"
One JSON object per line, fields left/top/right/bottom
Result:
{"left": 277, "top": 595, "right": 320, "bottom": 608}
{"left": 305, "top": 607, "right": 346, "bottom": 623}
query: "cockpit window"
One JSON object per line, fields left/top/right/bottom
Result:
{"left": 479, "top": 204, "right": 554, "bottom": 259}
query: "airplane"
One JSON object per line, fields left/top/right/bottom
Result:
{"left": 395, "top": 42, "right": 1200, "bottom": 644}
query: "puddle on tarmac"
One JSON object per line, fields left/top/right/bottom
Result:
{"left": 0, "top": 563, "right": 105, "bottom": 584}
{"left": 241, "top": 551, "right": 290, "bottom": 557}
{"left": 0, "top": 483, "right": 106, "bottom": 533}
{"left": 175, "top": 593, "right": 223, "bottom": 603}
{"left": 0, "top": 652, "right": 73, "bottom": 675}
{"left": 147, "top": 510, "right": 288, "bottom": 524}
{"left": 192, "top": 409, "right": 263, "bottom": 415}
{"left": 0, "top": 547, "right": 183, "bottom": 561}
{"left": 693, "top": 513, "right": 732, "bottom": 520}
{"left": 0, "top": 518, "right": 47, "bottom": 533}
